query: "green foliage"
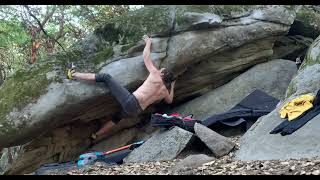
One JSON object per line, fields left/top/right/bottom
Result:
{"left": 92, "top": 46, "right": 114, "bottom": 65}
{"left": 0, "top": 5, "right": 135, "bottom": 80}
{"left": 0, "top": 20, "right": 30, "bottom": 48}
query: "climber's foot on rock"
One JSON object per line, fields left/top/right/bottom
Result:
{"left": 89, "top": 133, "right": 98, "bottom": 147}
{"left": 67, "top": 63, "right": 77, "bottom": 80}
{"left": 67, "top": 69, "right": 76, "bottom": 80}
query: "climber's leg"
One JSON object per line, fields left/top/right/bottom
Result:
{"left": 95, "top": 73, "right": 142, "bottom": 121}
{"left": 72, "top": 72, "right": 137, "bottom": 112}
{"left": 91, "top": 119, "right": 117, "bottom": 144}
{"left": 90, "top": 111, "right": 127, "bottom": 144}
{"left": 95, "top": 73, "right": 132, "bottom": 108}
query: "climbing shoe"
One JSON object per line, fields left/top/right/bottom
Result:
{"left": 89, "top": 133, "right": 97, "bottom": 148}
{"left": 67, "top": 63, "right": 76, "bottom": 80}
{"left": 91, "top": 133, "right": 97, "bottom": 140}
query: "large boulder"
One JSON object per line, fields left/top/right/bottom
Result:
{"left": 0, "top": 5, "right": 296, "bottom": 174}
{"left": 171, "top": 60, "right": 297, "bottom": 121}
{"left": 236, "top": 35, "right": 320, "bottom": 161}
{"left": 124, "top": 127, "right": 193, "bottom": 163}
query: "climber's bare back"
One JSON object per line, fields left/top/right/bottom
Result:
{"left": 132, "top": 35, "right": 174, "bottom": 110}
{"left": 133, "top": 70, "right": 170, "bottom": 110}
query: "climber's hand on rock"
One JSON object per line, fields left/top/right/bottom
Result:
{"left": 143, "top": 35, "right": 152, "bottom": 44}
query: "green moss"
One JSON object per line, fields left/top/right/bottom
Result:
{"left": 0, "top": 63, "right": 54, "bottom": 129}
{"left": 296, "top": 8, "right": 320, "bottom": 25}
{"left": 175, "top": 5, "right": 258, "bottom": 27}
{"left": 94, "top": 23, "right": 122, "bottom": 43}
{"left": 92, "top": 46, "right": 114, "bottom": 65}
{"left": 213, "top": 5, "right": 253, "bottom": 15}
{"left": 286, "top": 82, "right": 296, "bottom": 98}
{"left": 94, "top": 6, "right": 173, "bottom": 45}
{"left": 294, "top": 7, "right": 320, "bottom": 39}
{"left": 51, "top": 47, "right": 88, "bottom": 73}
{"left": 121, "top": 43, "right": 137, "bottom": 53}
{"left": 175, "top": 5, "right": 213, "bottom": 26}
{"left": 299, "top": 36, "right": 320, "bottom": 70}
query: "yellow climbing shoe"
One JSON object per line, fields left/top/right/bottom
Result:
{"left": 67, "top": 69, "right": 74, "bottom": 80}
{"left": 67, "top": 63, "right": 76, "bottom": 80}
{"left": 91, "top": 133, "right": 97, "bottom": 140}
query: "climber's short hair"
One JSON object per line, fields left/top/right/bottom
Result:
{"left": 160, "top": 68, "right": 175, "bottom": 92}
{"left": 161, "top": 68, "right": 174, "bottom": 84}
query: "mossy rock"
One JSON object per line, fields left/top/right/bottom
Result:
{"left": 299, "top": 35, "right": 320, "bottom": 70}
{"left": 175, "top": 5, "right": 263, "bottom": 28}
{"left": 290, "top": 6, "right": 320, "bottom": 39}
{"left": 286, "top": 34, "right": 320, "bottom": 98}
{"left": 92, "top": 46, "right": 114, "bottom": 66}
{"left": 0, "top": 62, "right": 55, "bottom": 137}
{"left": 94, "top": 6, "right": 175, "bottom": 45}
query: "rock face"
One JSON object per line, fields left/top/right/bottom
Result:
{"left": 0, "top": 5, "right": 297, "bottom": 174}
{"left": 194, "top": 123, "right": 235, "bottom": 157}
{"left": 236, "top": 35, "right": 320, "bottom": 161}
{"left": 272, "top": 35, "right": 313, "bottom": 61}
{"left": 0, "top": 6, "right": 295, "bottom": 148}
{"left": 124, "top": 127, "right": 193, "bottom": 163}
{"left": 171, "top": 60, "right": 297, "bottom": 121}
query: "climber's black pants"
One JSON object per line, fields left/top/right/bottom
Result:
{"left": 95, "top": 73, "right": 143, "bottom": 124}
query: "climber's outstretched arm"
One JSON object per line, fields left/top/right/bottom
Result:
{"left": 142, "top": 35, "right": 158, "bottom": 73}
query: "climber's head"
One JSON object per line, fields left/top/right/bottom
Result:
{"left": 160, "top": 68, "right": 174, "bottom": 84}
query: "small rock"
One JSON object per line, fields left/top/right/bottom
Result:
{"left": 312, "top": 170, "right": 320, "bottom": 175}
{"left": 289, "top": 166, "right": 296, "bottom": 171}
{"left": 303, "top": 162, "right": 315, "bottom": 167}
{"left": 281, "top": 162, "right": 290, "bottom": 165}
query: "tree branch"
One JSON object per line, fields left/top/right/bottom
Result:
{"left": 55, "top": 6, "right": 65, "bottom": 40}
{"left": 41, "top": 5, "right": 57, "bottom": 27}
{"left": 23, "top": 5, "right": 66, "bottom": 51}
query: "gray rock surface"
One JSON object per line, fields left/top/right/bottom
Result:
{"left": 272, "top": 35, "right": 313, "bottom": 60}
{"left": 194, "top": 123, "right": 235, "bottom": 158}
{"left": 124, "top": 127, "right": 193, "bottom": 163}
{"left": 172, "top": 60, "right": 297, "bottom": 121}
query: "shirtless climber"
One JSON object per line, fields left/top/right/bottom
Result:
{"left": 68, "top": 35, "right": 176, "bottom": 145}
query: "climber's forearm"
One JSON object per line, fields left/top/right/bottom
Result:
{"left": 165, "top": 81, "right": 175, "bottom": 104}
{"left": 143, "top": 36, "right": 157, "bottom": 73}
